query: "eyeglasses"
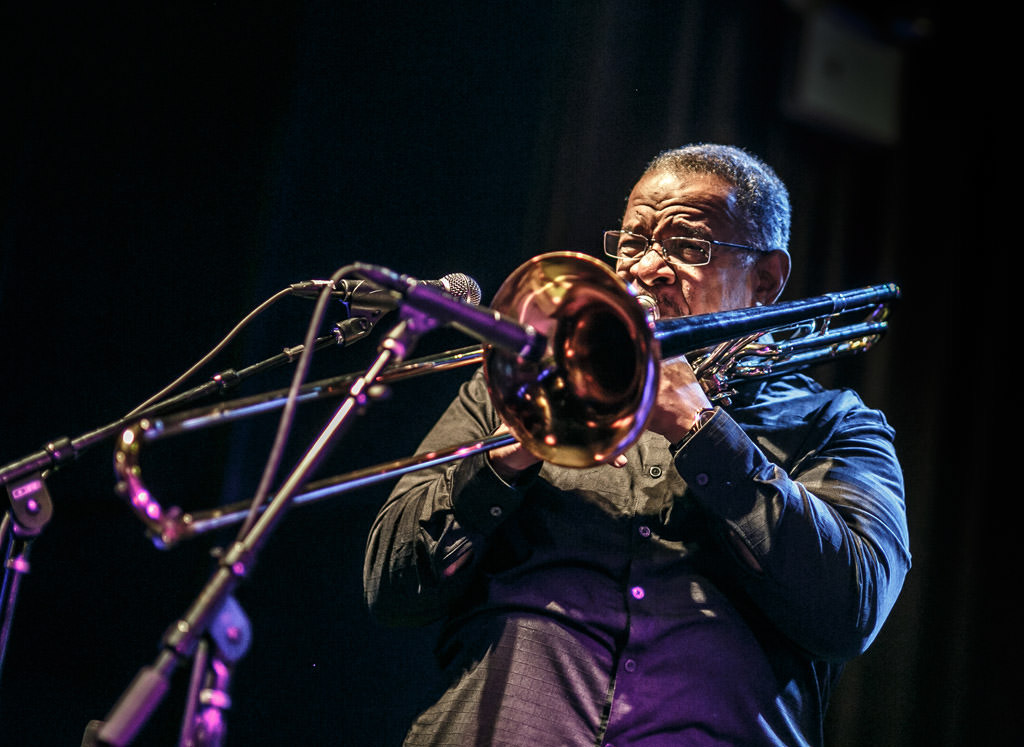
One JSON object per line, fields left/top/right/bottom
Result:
{"left": 603, "top": 230, "right": 760, "bottom": 267}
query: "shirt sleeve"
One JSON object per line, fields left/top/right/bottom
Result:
{"left": 673, "top": 401, "right": 911, "bottom": 660}
{"left": 363, "top": 369, "right": 534, "bottom": 627}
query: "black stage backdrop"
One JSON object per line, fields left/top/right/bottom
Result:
{"left": 1, "top": 2, "right": 1003, "bottom": 745}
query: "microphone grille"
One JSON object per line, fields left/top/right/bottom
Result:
{"left": 441, "top": 273, "right": 483, "bottom": 306}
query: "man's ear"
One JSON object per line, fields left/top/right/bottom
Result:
{"left": 755, "top": 250, "right": 791, "bottom": 304}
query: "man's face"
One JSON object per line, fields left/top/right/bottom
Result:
{"left": 615, "top": 170, "right": 766, "bottom": 319}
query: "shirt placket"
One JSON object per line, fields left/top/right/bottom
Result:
{"left": 602, "top": 442, "right": 674, "bottom": 745}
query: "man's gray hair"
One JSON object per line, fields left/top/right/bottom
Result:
{"left": 645, "top": 144, "right": 791, "bottom": 255}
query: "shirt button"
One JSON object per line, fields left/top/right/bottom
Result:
{"left": 648, "top": 465, "right": 663, "bottom": 478}
{"left": 638, "top": 525, "right": 651, "bottom": 538}
{"left": 631, "top": 585, "right": 645, "bottom": 600}
{"left": 695, "top": 472, "right": 709, "bottom": 486}
{"left": 623, "top": 659, "right": 637, "bottom": 672}
{"left": 489, "top": 505, "right": 503, "bottom": 517}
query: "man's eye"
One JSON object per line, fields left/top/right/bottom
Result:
{"left": 664, "top": 239, "right": 709, "bottom": 263}
{"left": 618, "top": 240, "right": 646, "bottom": 256}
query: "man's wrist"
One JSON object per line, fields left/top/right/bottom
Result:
{"left": 672, "top": 407, "right": 717, "bottom": 451}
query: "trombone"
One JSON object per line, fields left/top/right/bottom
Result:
{"left": 113, "top": 252, "right": 899, "bottom": 548}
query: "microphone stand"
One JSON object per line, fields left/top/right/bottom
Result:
{"left": 176, "top": 595, "right": 251, "bottom": 747}
{"left": 82, "top": 596, "right": 251, "bottom": 747}
{"left": 0, "top": 318, "right": 369, "bottom": 686}
{"left": 1, "top": 475, "right": 54, "bottom": 681}
{"left": 85, "top": 309, "right": 436, "bottom": 746}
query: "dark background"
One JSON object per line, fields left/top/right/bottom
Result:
{"left": 1, "top": 1, "right": 1004, "bottom": 745}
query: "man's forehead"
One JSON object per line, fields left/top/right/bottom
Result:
{"left": 625, "top": 172, "right": 736, "bottom": 218}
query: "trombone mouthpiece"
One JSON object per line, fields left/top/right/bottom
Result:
{"left": 635, "top": 294, "right": 660, "bottom": 322}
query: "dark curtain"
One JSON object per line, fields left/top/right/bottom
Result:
{"left": 1, "top": 1, "right": 1000, "bottom": 745}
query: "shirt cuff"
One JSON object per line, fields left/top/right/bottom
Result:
{"left": 672, "top": 409, "right": 770, "bottom": 520}
{"left": 448, "top": 451, "right": 535, "bottom": 535}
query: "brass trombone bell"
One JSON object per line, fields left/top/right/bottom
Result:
{"left": 483, "top": 252, "right": 658, "bottom": 468}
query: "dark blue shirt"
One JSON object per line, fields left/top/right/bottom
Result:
{"left": 364, "top": 370, "right": 910, "bottom": 746}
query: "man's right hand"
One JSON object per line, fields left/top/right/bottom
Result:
{"left": 486, "top": 423, "right": 541, "bottom": 481}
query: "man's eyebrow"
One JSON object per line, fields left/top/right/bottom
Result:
{"left": 657, "top": 221, "right": 712, "bottom": 240}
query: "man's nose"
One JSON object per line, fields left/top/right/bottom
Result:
{"left": 631, "top": 246, "right": 676, "bottom": 284}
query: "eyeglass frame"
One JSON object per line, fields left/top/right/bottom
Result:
{"left": 603, "top": 229, "right": 764, "bottom": 267}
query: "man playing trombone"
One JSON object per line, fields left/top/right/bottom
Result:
{"left": 363, "top": 143, "right": 910, "bottom": 746}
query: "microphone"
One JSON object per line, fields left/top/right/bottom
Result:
{"left": 352, "top": 263, "right": 547, "bottom": 360}
{"left": 290, "top": 272, "right": 483, "bottom": 313}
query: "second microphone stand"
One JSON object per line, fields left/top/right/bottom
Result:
{"left": 86, "top": 308, "right": 437, "bottom": 746}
